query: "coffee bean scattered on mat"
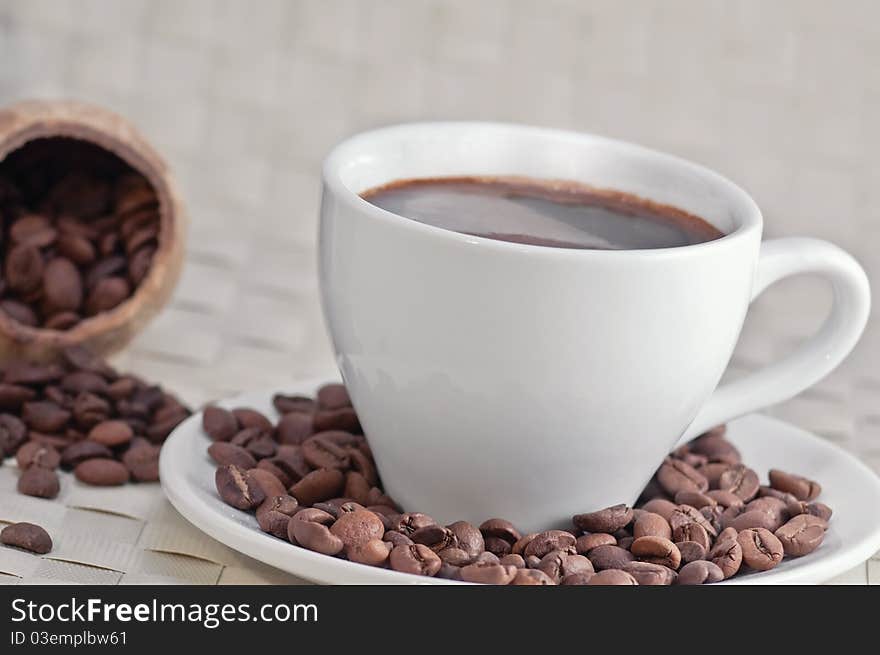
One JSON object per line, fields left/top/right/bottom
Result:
{"left": 208, "top": 385, "right": 832, "bottom": 585}
{"left": 0, "top": 139, "right": 161, "bottom": 330}
{"left": 1, "top": 345, "right": 190, "bottom": 499}
{"left": 1, "top": 521, "right": 52, "bottom": 554}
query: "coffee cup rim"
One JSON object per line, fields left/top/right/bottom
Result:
{"left": 323, "top": 122, "right": 763, "bottom": 257}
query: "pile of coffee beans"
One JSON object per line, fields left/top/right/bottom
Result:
{"left": 1, "top": 345, "right": 190, "bottom": 498}
{"left": 0, "top": 138, "right": 160, "bottom": 330}
{"left": 208, "top": 385, "right": 832, "bottom": 585}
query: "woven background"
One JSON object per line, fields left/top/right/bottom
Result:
{"left": 0, "top": 0, "right": 877, "bottom": 584}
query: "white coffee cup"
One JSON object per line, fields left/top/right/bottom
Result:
{"left": 319, "top": 122, "right": 870, "bottom": 532}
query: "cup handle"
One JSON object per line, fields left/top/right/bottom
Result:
{"left": 675, "top": 237, "right": 871, "bottom": 448}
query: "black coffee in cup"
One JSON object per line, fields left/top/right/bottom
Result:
{"left": 361, "top": 176, "right": 723, "bottom": 250}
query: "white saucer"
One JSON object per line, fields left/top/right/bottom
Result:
{"left": 160, "top": 382, "right": 880, "bottom": 585}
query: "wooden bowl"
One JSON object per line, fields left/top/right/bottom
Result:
{"left": 0, "top": 99, "right": 187, "bottom": 362}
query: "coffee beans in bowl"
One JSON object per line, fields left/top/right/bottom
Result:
{"left": 0, "top": 99, "right": 187, "bottom": 361}
{"left": 206, "top": 385, "right": 832, "bottom": 585}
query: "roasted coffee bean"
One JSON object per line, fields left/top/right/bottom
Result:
{"left": 346, "top": 447, "right": 378, "bottom": 486}
{"left": 448, "top": 521, "right": 485, "bottom": 560}
{"left": 22, "top": 401, "right": 71, "bottom": 433}
{"left": 393, "top": 513, "right": 436, "bottom": 536}
{"left": 674, "top": 489, "right": 716, "bottom": 509}
{"left": 343, "top": 471, "right": 371, "bottom": 505}
{"left": 499, "top": 553, "right": 526, "bottom": 569}
{"left": 738, "top": 527, "right": 784, "bottom": 571}
{"left": 43, "top": 257, "right": 84, "bottom": 312}
{"left": 588, "top": 544, "right": 635, "bottom": 571}
{"left": 728, "top": 510, "right": 781, "bottom": 533}
{"left": 276, "top": 412, "right": 313, "bottom": 445}
{"left": 73, "top": 392, "right": 111, "bottom": 427}
{"left": 88, "top": 419, "right": 133, "bottom": 447}
{"left": 121, "top": 443, "right": 160, "bottom": 482}
{"left": 657, "top": 458, "right": 709, "bottom": 496}
{"left": 523, "top": 530, "right": 576, "bottom": 558}
{"left": 245, "top": 436, "right": 277, "bottom": 460}
{"left": 231, "top": 408, "right": 273, "bottom": 432}
{"left": 85, "top": 276, "right": 130, "bottom": 315}
{"left": 16, "top": 441, "right": 61, "bottom": 469}
{"left": 290, "top": 468, "right": 345, "bottom": 506}
{"left": 312, "top": 407, "right": 361, "bottom": 433}
{"left": 775, "top": 514, "right": 827, "bottom": 556}
{"left": 672, "top": 520, "right": 710, "bottom": 551}
{"left": 0, "top": 384, "right": 36, "bottom": 409}
{"left": 248, "top": 468, "right": 288, "bottom": 499}
{"left": 586, "top": 569, "right": 638, "bottom": 585}
{"left": 274, "top": 445, "right": 310, "bottom": 479}
{"left": 61, "top": 440, "right": 113, "bottom": 468}
{"left": 689, "top": 428, "right": 740, "bottom": 463}
{"left": 215, "top": 464, "right": 264, "bottom": 509}
{"left": 384, "top": 531, "right": 414, "bottom": 548}
{"left": 61, "top": 371, "right": 108, "bottom": 395}
{"left": 460, "top": 561, "right": 518, "bottom": 585}
{"left": 389, "top": 543, "right": 442, "bottom": 576}
{"left": 6, "top": 244, "right": 43, "bottom": 293}
{"left": 366, "top": 487, "right": 400, "bottom": 512}
{"left": 561, "top": 572, "right": 595, "bottom": 585}
{"left": 349, "top": 539, "right": 391, "bottom": 566}
{"left": 479, "top": 518, "right": 521, "bottom": 544}
{"left": 669, "top": 504, "right": 718, "bottom": 539}
{"left": 801, "top": 502, "right": 833, "bottom": 522}
{"left": 317, "top": 383, "right": 351, "bottom": 410}
{"left": 701, "top": 462, "right": 735, "bottom": 489}
{"left": 510, "top": 569, "right": 555, "bottom": 585}
{"left": 768, "top": 469, "right": 821, "bottom": 501}
{"left": 256, "top": 459, "right": 295, "bottom": 487}
{"left": 1, "top": 522, "right": 52, "bottom": 554}
{"left": 256, "top": 495, "right": 300, "bottom": 539}
{"left": 436, "top": 562, "right": 462, "bottom": 580}
{"left": 10, "top": 214, "right": 57, "bottom": 247}
{"left": 677, "top": 560, "right": 724, "bottom": 585}
{"left": 290, "top": 515, "right": 344, "bottom": 555}
{"left": 3, "top": 362, "right": 64, "bottom": 385}
{"left": 676, "top": 540, "right": 707, "bottom": 564}
{"left": 202, "top": 406, "right": 239, "bottom": 441}
{"left": 623, "top": 561, "right": 676, "bottom": 585}
{"left": 75, "top": 458, "right": 130, "bottom": 486}
{"left": 302, "top": 434, "right": 351, "bottom": 470}
{"left": 575, "top": 533, "right": 616, "bottom": 554}
{"left": 631, "top": 536, "right": 681, "bottom": 569}
{"left": 706, "top": 489, "right": 744, "bottom": 508}
{"left": 230, "top": 426, "right": 267, "bottom": 449}
{"left": 700, "top": 505, "right": 724, "bottom": 534}
{"left": 479, "top": 536, "right": 509, "bottom": 556}
{"left": 707, "top": 533, "right": 742, "bottom": 579}
{"left": 17, "top": 466, "right": 60, "bottom": 498}
{"left": 411, "top": 524, "right": 455, "bottom": 550}
{"left": 272, "top": 393, "right": 316, "bottom": 415}
{"left": 633, "top": 512, "right": 671, "bottom": 540}
{"left": 745, "top": 496, "right": 789, "bottom": 521}
{"left": 107, "top": 377, "right": 137, "bottom": 400}
{"left": 57, "top": 233, "right": 96, "bottom": 265}
{"left": 536, "top": 549, "right": 594, "bottom": 582}
{"left": 330, "top": 509, "right": 385, "bottom": 553}
{"left": 573, "top": 504, "right": 633, "bottom": 533}
{"left": 639, "top": 498, "right": 678, "bottom": 521}
{"left": 719, "top": 464, "right": 760, "bottom": 501}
